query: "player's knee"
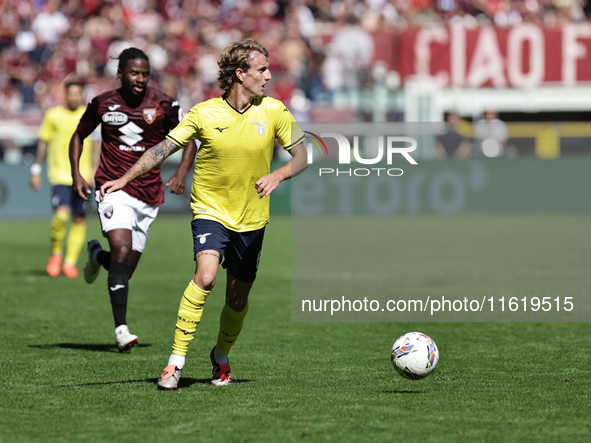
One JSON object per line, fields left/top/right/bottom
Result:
{"left": 110, "top": 243, "right": 132, "bottom": 263}
{"left": 194, "top": 272, "right": 216, "bottom": 291}
{"left": 55, "top": 206, "right": 71, "bottom": 216}
{"left": 226, "top": 297, "right": 248, "bottom": 312}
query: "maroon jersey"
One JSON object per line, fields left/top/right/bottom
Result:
{"left": 75, "top": 86, "right": 182, "bottom": 206}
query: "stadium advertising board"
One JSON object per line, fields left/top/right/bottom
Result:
{"left": 392, "top": 23, "right": 591, "bottom": 87}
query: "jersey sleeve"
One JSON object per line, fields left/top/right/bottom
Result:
{"left": 37, "top": 109, "right": 55, "bottom": 142}
{"left": 165, "top": 106, "right": 200, "bottom": 148}
{"left": 164, "top": 99, "right": 183, "bottom": 133}
{"left": 74, "top": 97, "right": 101, "bottom": 140}
{"left": 274, "top": 103, "right": 304, "bottom": 151}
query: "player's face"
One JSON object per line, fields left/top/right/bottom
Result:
{"left": 240, "top": 51, "right": 271, "bottom": 98}
{"left": 118, "top": 58, "right": 150, "bottom": 97}
{"left": 64, "top": 85, "right": 83, "bottom": 111}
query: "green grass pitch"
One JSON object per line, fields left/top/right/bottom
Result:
{"left": 0, "top": 214, "right": 590, "bottom": 442}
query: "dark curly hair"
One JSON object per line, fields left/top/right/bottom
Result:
{"left": 115, "top": 47, "right": 149, "bottom": 72}
{"left": 217, "top": 38, "right": 269, "bottom": 91}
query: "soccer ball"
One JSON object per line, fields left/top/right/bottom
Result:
{"left": 391, "top": 332, "right": 439, "bottom": 380}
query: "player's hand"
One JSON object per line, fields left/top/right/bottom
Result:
{"left": 166, "top": 172, "right": 187, "bottom": 194}
{"left": 99, "top": 178, "right": 126, "bottom": 201}
{"left": 255, "top": 172, "right": 282, "bottom": 198}
{"left": 29, "top": 174, "right": 42, "bottom": 191}
{"left": 72, "top": 174, "right": 92, "bottom": 200}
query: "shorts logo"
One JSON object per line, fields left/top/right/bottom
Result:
{"left": 143, "top": 108, "right": 157, "bottom": 124}
{"left": 103, "top": 206, "right": 114, "bottom": 219}
{"left": 251, "top": 120, "right": 268, "bottom": 135}
{"left": 197, "top": 233, "right": 212, "bottom": 244}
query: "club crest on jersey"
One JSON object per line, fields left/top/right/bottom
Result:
{"left": 251, "top": 120, "right": 269, "bottom": 135}
{"left": 103, "top": 206, "right": 114, "bottom": 219}
{"left": 143, "top": 108, "right": 157, "bottom": 124}
{"left": 197, "top": 233, "right": 212, "bottom": 244}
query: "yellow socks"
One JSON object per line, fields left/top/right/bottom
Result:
{"left": 216, "top": 302, "right": 249, "bottom": 356}
{"left": 172, "top": 281, "right": 210, "bottom": 356}
{"left": 49, "top": 211, "right": 69, "bottom": 256}
{"left": 64, "top": 221, "right": 86, "bottom": 265}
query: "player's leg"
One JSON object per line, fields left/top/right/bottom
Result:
{"left": 158, "top": 251, "right": 220, "bottom": 390}
{"left": 109, "top": 197, "right": 157, "bottom": 351}
{"left": 158, "top": 220, "right": 227, "bottom": 390}
{"left": 62, "top": 190, "right": 89, "bottom": 279}
{"left": 105, "top": 228, "right": 138, "bottom": 351}
{"left": 87, "top": 190, "right": 157, "bottom": 350}
{"left": 210, "top": 273, "right": 253, "bottom": 386}
{"left": 46, "top": 186, "right": 72, "bottom": 277}
{"left": 127, "top": 250, "right": 142, "bottom": 279}
{"left": 84, "top": 192, "right": 113, "bottom": 283}
{"left": 210, "top": 227, "right": 265, "bottom": 386}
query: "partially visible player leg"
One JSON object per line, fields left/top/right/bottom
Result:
{"left": 63, "top": 218, "right": 86, "bottom": 279}
{"left": 63, "top": 191, "right": 89, "bottom": 278}
{"left": 47, "top": 206, "right": 70, "bottom": 277}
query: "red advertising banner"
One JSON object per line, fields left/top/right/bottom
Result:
{"left": 376, "top": 24, "right": 591, "bottom": 87}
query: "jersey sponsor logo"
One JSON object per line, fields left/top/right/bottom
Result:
{"left": 119, "top": 122, "right": 144, "bottom": 146}
{"left": 108, "top": 104, "right": 121, "bottom": 111}
{"left": 215, "top": 126, "right": 229, "bottom": 132}
{"left": 103, "top": 206, "right": 113, "bottom": 219}
{"left": 251, "top": 120, "right": 269, "bottom": 135}
{"left": 197, "top": 233, "right": 212, "bottom": 244}
{"left": 143, "top": 108, "right": 157, "bottom": 124}
{"left": 102, "top": 111, "right": 128, "bottom": 125}
{"left": 118, "top": 145, "right": 146, "bottom": 152}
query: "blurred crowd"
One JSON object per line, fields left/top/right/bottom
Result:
{"left": 0, "top": 0, "right": 590, "bottom": 119}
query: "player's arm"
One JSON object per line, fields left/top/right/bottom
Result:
{"left": 100, "top": 138, "right": 180, "bottom": 200}
{"left": 70, "top": 100, "right": 100, "bottom": 200}
{"left": 165, "top": 140, "right": 197, "bottom": 194}
{"left": 255, "top": 143, "right": 308, "bottom": 198}
{"left": 30, "top": 139, "right": 47, "bottom": 190}
{"left": 69, "top": 132, "right": 92, "bottom": 200}
{"left": 89, "top": 137, "right": 101, "bottom": 188}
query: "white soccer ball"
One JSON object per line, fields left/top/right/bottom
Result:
{"left": 391, "top": 332, "right": 439, "bottom": 380}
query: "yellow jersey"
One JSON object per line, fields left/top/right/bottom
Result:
{"left": 167, "top": 95, "right": 304, "bottom": 232}
{"left": 38, "top": 105, "right": 93, "bottom": 186}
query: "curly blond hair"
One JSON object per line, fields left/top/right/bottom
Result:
{"left": 217, "top": 38, "right": 269, "bottom": 91}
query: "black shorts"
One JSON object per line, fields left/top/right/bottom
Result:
{"left": 191, "top": 219, "right": 265, "bottom": 283}
{"left": 52, "top": 185, "right": 88, "bottom": 216}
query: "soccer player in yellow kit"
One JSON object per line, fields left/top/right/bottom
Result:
{"left": 30, "top": 80, "right": 97, "bottom": 278}
{"left": 99, "top": 38, "right": 308, "bottom": 388}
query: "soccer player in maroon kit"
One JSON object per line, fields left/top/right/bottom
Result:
{"left": 69, "top": 48, "right": 196, "bottom": 351}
